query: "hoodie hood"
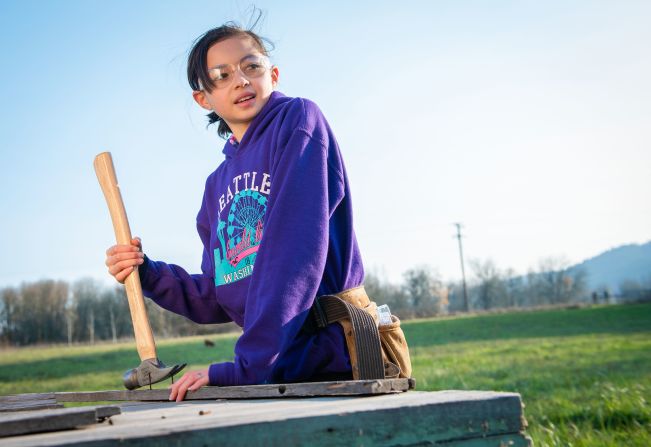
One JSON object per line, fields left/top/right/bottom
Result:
{"left": 221, "top": 91, "right": 290, "bottom": 159}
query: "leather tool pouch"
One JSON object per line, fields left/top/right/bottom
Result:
{"left": 304, "top": 286, "right": 412, "bottom": 380}
{"left": 378, "top": 315, "right": 412, "bottom": 378}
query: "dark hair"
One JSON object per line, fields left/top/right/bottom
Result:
{"left": 187, "top": 20, "right": 273, "bottom": 138}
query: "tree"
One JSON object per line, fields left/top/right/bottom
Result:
{"left": 503, "top": 267, "right": 524, "bottom": 308}
{"left": 469, "top": 258, "right": 508, "bottom": 310}
{"left": 365, "top": 271, "right": 412, "bottom": 319}
{"left": 402, "top": 266, "right": 445, "bottom": 317}
{"left": 103, "top": 286, "right": 132, "bottom": 342}
{"left": 0, "top": 287, "right": 19, "bottom": 344}
{"left": 528, "top": 257, "right": 587, "bottom": 305}
{"left": 72, "top": 278, "right": 103, "bottom": 343}
{"left": 0, "top": 280, "right": 68, "bottom": 345}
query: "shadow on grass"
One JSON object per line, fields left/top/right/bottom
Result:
{"left": 403, "top": 303, "right": 651, "bottom": 347}
{"left": 0, "top": 338, "right": 237, "bottom": 383}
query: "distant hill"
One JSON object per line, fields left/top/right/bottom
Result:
{"left": 569, "top": 241, "right": 651, "bottom": 293}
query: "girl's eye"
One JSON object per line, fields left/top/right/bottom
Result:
{"left": 243, "top": 63, "right": 263, "bottom": 73}
{"left": 209, "top": 68, "right": 233, "bottom": 83}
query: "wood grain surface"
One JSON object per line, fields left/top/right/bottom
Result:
{"left": 2, "top": 391, "right": 532, "bottom": 447}
{"left": 93, "top": 152, "right": 156, "bottom": 361}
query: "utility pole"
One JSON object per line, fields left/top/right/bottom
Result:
{"left": 454, "top": 223, "right": 469, "bottom": 312}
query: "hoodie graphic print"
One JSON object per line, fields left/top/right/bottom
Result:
{"left": 213, "top": 170, "right": 271, "bottom": 285}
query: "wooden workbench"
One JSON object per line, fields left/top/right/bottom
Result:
{"left": 2, "top": 390, "right": 532, "bottom": 446}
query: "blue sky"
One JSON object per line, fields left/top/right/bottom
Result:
{"left": 0, "top": 0, "right": 649, "bottom": 287}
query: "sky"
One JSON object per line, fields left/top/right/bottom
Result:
{"left": 0, "top": 0, "right": 649, "bottom": 288}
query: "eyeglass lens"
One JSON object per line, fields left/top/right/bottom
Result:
{"left": 208, "top": 56, "right": 269, "bottom": 88}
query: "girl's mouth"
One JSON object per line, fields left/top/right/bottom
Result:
{"left": 235, "top": 95, "right": 255, "bottom": 104}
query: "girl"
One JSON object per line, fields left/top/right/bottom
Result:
{"left": 105, "top": 23, "right": 365, "bottom": 401}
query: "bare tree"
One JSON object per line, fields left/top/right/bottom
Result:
{"left": 402, "top": 266, "right": 445, "bottom": 317}
{"left": 0, "top": 287, "right": 19, "bottom": 344}
{"left": 0, "top": 281, "right": 68, "bottom": 345}
{"left": 527, "top": 257, "right": 587, "bottom": 304}
{"left": 469, "top": 258, "right": 508, "bottom": 310}
{"left": 502, "top": 267, "right": 523, "bottom": 308}
{"left": 72, "top": 278, "right": 103, "bottom": 343}
{"left": 365, "top": 271, "right": 412, "bottom": 319}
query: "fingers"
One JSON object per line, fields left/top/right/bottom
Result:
{"left": 113, "top": 265, "right": 137, "bottom": 283}
{"left": 169, "top": 370, "right": 210, "bottom": 402}
{"left": 111, "top": 259, "right": 143, "bottom": 283}
{"left": 105, "top": 251, "right": 144, "bottom": 270}
{"left": 105, "top": 249, "right": 143, "bottom": 266}
{"left": 105, "top": 243, "right": 141, "bottom": 257}
{"left": 169, "top": 375, "right": 191, "bottom": 402}
{"left": 105, "top": 240, "right": 145, "bottom": 284}
{"left": 105, "top": 237, "right": 142, "bottom": 256}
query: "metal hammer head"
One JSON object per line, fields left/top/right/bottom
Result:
{"left": 123, "top": 358, "right": 187, "bottom": 390}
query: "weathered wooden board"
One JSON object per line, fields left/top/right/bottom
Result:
{"left": 0, "top": 394, "right": 63, "bottom": 413}
{"left": 93, "top": 406, "right": 121, "bottom": 420}
{"left": 0, "top": 405, "right": 121, "bottom": 437}
{"left": 0, "top": 407, "right": 94, "bottom": 437}
{"left": 1, "top": 407, "right": 104, "bottom": 438}
{"left": 2, "top": 391, "right": 531, "bottom": 447}
{"left": 0, "top": 394, "right": 56, "bottom": 402}
{"left": 0, "top": 400, "right": 63, "bottom": 413}
{"left": 46, "top": 378, "right": 413, "bottom": 402}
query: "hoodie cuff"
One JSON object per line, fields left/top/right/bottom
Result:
{"left": 209, "top": 362, "right": 236, "bottom": 386}
{"left": 137, "top": 255, "right": 154, "bottom": 288}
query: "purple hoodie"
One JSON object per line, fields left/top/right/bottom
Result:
{"left": 139, "top": 91, "right": 365, "bottom": 386}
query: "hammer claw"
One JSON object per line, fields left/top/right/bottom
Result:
{"left": 123, "top": 358, "right": 187, "bottom": 390}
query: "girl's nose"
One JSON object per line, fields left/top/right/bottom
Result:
{"left": 233, "top": 69, "right": 251, "bottom": 87}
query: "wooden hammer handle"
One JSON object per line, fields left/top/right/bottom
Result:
{"left": 94, "top": 152, "right": 157, "bottom": 361}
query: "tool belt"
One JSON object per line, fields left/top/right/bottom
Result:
{"left": 303, "top": 285, "right": 412, "bottom": 380}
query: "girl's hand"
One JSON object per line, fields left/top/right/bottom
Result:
{"left": 169, "top": 369, "right": 210, "bottom": 402}
{"left": 105, "top": 237, "right": 144, "bottom": 283}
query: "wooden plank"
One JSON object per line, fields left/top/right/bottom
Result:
{"left": 0, "top": 405, "right": 121, "bottom": 438}
{"left": 0, "top": 394, "right": 57, "bottom": 403}
{"left": 0, "top": 407, "right": 97, "bottom": 438}
{"left": 52, "top": 378, "right": 412, "bottom": 402}
{"left": 0, "top": 394, "right": 63, "bottom": 413}
{"left": 95, "top": 406, "right": 121, "bottom": 420}
{"left": 1, "top": 391, "right": 531, "bottom": 447}
{"left": 0, "top": 400, "right": 63, "bottom": 413}
{"left": 151, "top": 391, "right": 528, "bottom": 447}
{"left": 0, "top": 393, "right": 57, "bottom": 401}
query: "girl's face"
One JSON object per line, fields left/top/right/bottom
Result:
{"left": 192, "top": 36, "right": 279, "bottom": 141}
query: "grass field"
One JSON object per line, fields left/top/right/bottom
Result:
{"left": 1, "top": 302, "right": 649, "bottom": 446}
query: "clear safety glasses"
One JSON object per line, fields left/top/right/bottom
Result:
{"left": 207, "top": 55, "right": 271, "bottom": 89}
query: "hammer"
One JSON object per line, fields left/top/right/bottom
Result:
{"left": 94, "top": 152, "right": 186, "bottom": 390}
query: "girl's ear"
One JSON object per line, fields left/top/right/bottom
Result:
{"left": 192, "top": 90, "right": 214, "bottom": 111}
{"left": 270, "top": 66, "right": 280, "bottom": 87}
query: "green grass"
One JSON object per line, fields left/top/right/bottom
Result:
{"left": 1, "top": 303, "right": 649, "bottom": 446}
{"left": 0, "top": 333, "right": 237, "bottom": 393}
{"left": 404, "top": 303, "right": 651, "bottom": 446}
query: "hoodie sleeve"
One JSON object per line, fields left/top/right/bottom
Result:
{"left": 208, "top": 122, "right": 345, "bottom": 386}
{"left": 138, "top": 196, "right": 233, "bottom": 325}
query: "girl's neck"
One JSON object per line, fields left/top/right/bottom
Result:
{"left": 230, "top": 124, "right": 248, "bottom": 144}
